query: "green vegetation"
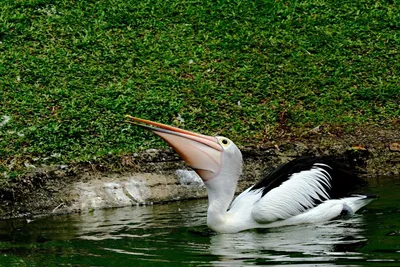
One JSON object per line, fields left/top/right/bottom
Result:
{"left": 1, "top": 0, "right": 399, "bottom": 178}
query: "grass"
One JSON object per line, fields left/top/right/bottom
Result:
{"left": 0, "top": 0, "right": 399, "bottom": 179}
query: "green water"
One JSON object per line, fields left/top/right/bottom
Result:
{"left": 0, "top": 178, "right": 399, "bottom": 266}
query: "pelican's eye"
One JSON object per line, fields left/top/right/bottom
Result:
{"left": 219, "top": 138, "right": 230, "bottom": 147}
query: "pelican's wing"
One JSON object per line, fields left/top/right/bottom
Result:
{"left": 248, "top": 157, "right": 367, "bottom": 223}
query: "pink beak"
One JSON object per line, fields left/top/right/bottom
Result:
{"left": 126, "top": 115, "right": 223, "bottom": 181}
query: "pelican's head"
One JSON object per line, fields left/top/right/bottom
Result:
{"left": 126, "top": 116, "right": 243, "bottom": 184}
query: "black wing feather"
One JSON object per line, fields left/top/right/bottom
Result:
{"left": 250, "top": 156, "right": 367, "bottom": 199}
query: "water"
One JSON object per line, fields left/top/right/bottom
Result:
{"left": 0, "top": 178, "right": 399, "bottom": 266}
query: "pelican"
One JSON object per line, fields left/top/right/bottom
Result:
{"left": 126, "top": 116, "right": 375, "bottom": 233}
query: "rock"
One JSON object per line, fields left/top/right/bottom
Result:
{"left": 64, "top": 172, "right": 209, "bottom": 214}
{"left": 389, "top": 142, "right": 400, "bottom": 152}
{"left": 175, "top": 170, "right": 203, "bottom": 187}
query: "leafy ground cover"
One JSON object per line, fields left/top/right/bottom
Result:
{"left": 1, "top": 0, "right": 399, "bottom": 179}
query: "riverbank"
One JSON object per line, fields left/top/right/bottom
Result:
{"left": 1, "top": 125, "right": 398, "bottom": 220}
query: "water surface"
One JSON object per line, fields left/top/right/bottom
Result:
{"left": 0, "top": 178, "right": 399, "bottom": 266}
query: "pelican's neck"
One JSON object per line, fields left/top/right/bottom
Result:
{"left": 202, "top": 143, "right": 243, "bottom": 233}
{"left": 204, "top": 172, "right": 238, "bottom": 231}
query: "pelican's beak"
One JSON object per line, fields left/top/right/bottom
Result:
{"left": 126, "top": 115, "right": 223, "bottom": 181}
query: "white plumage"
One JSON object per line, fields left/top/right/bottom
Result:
{"left": 207, "top": 165, "right": 373, "bottom": 233}
{"left": 251, "top": 165, "right": 333, "bottom": 222}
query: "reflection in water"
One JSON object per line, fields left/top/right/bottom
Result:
{"left": 74, "top": 200, "right": 207, "bottom": 241}
{"left": 210, "top": 218, "right": 366, "bottom": 265}
{"left": 69, "top": 200, "right": 368, "bottom": 265}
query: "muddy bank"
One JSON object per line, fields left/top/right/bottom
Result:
{"left": 0, "top": 127, "right": 399, "bottom": 220}
{"left": 0, "top": 152, "right": 266, "bottom": 220}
